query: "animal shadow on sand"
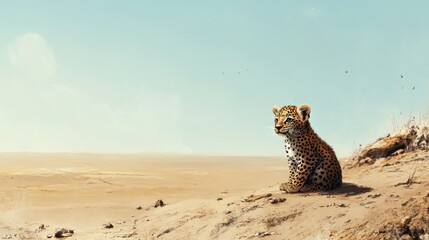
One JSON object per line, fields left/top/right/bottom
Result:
{"left": 323, "top": 182, "right": 373, "bottom": 197}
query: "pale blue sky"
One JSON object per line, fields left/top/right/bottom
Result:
{"left": 0, "top": 1, "right": 428, "bottom": 156}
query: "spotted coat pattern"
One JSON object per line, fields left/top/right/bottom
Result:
{"left": 273, "top": 104, "right": 342, "bottom": 193}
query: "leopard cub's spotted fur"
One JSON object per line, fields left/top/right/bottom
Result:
{"left": 273, "top": 104, "right": 342, "bottom": 193}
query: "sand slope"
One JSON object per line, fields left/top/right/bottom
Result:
{"left": 0, "top": 151, "right": 428, "bottom": 239}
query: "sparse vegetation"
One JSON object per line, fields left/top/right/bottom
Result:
{"left": 394, "top": 168, "right": 423, "bottom": 187}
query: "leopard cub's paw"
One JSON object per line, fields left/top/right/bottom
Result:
{"left": 279, "top": 182, "right": 290, "bottom": 192}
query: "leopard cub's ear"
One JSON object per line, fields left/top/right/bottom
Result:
{"left": 297, "top": 104, "right": 311, "bottom": 121}
{"left": 272, "top": 105, "right": 281, "bottom": 115}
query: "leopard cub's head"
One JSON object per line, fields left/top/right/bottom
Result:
{"left": 272, "top": 104, "right": 311, "bottom": 136}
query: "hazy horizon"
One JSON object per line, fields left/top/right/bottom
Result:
{"left": 1, "top": 1, "right": 428, "bottom": 157}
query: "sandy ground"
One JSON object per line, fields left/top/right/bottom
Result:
{"left": 0, "top": 151, "right": 428, "bottom": 240}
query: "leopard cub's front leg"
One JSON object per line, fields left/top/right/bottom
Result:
{"left": 279, "top": 182, "right": 289, "bottom": 191}
{"left": 279, "top": 157, "right": 299, "bottom": 192}
{"left": 279, "top": 179, "right": 301, "bottom": 193}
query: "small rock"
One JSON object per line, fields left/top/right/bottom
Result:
{"left": 2, "top": 235, "right": 12, "bottom": 239}
{"left": 103, "top": 223, "right": 114, "bottom": 229}
{"left": 224, "top": 210, "right": 232, "bottom": 214}
{"left": 62, "top": 233, "right": 73, "bottom": 237}
{"left": 399, "top": 234, "right": 413, "bottom": 240}
{"left": 420, "top": 233, "right": 429, "bottom": 240}
{"left": 154, "top": 199, "right": 165, "bottom": 208}
{"left": 54, "top": 231, "right": 62, "bottom": 238}
{"left": 367, "top": 194, "right": 382, "bottom": 198}
{"left": 270, "top": 198, "right": 286, "bottom": 204}
{"left": 54, "top": 228, "right": 73, "bottom": 238}
{"left": 338, "top": 203, "right": 348, "bottom": 208}
{"left": 400, "top": 216, "right": 412, "bottom": 227}
{"left": 217, "top": 198, "right": 223, "bottom": 201}
{"left": 254, "top": 231, "right": 275, "bottom": 237}
{"left": 39, "top": 224, "right": 45, "bottom": 230}
{"left": 47, "top": 234, "right": 52, "bottom": 238}
{"left": 136, "top": 206, "right": 142, "bottom": 210}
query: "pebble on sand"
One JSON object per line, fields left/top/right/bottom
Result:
{"left": 270, "top": 198, "right": 286, "bottom": 204}
{"left": 103, "top": 223, "right": 114, "bottom": 229}
{"left": 54, "top": 228, "right": 74, "bottom": 238}
{"left": 154, "top": 199, "right": 165, "bottom": 208}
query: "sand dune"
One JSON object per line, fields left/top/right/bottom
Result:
{"left": 0, "top": 152, "right": 428, "bottom": 239}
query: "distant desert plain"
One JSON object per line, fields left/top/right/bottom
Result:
{"left": 0, "top": 151, "right": 428, "bottom": 239}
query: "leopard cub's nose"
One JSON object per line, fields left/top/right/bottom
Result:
{"left": 275, "top": 126, "right": 282, "bottom": 130}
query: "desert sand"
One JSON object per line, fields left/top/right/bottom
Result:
{"left": 0, "top": 151, "right": 428, "bottom": 239}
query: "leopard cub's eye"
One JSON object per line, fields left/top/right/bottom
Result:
{"left": 285, "top": 118, "right": 293, "bottom": 123}
{"left": 274, "top": 118, "right": 278, "bottom": 123}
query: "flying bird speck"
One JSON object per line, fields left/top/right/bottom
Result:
{"left": 412, "top": 86, "right": 415, "bottom": 90}
{"left": 400, "top": 75, "right": 404, "bottom": 78}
